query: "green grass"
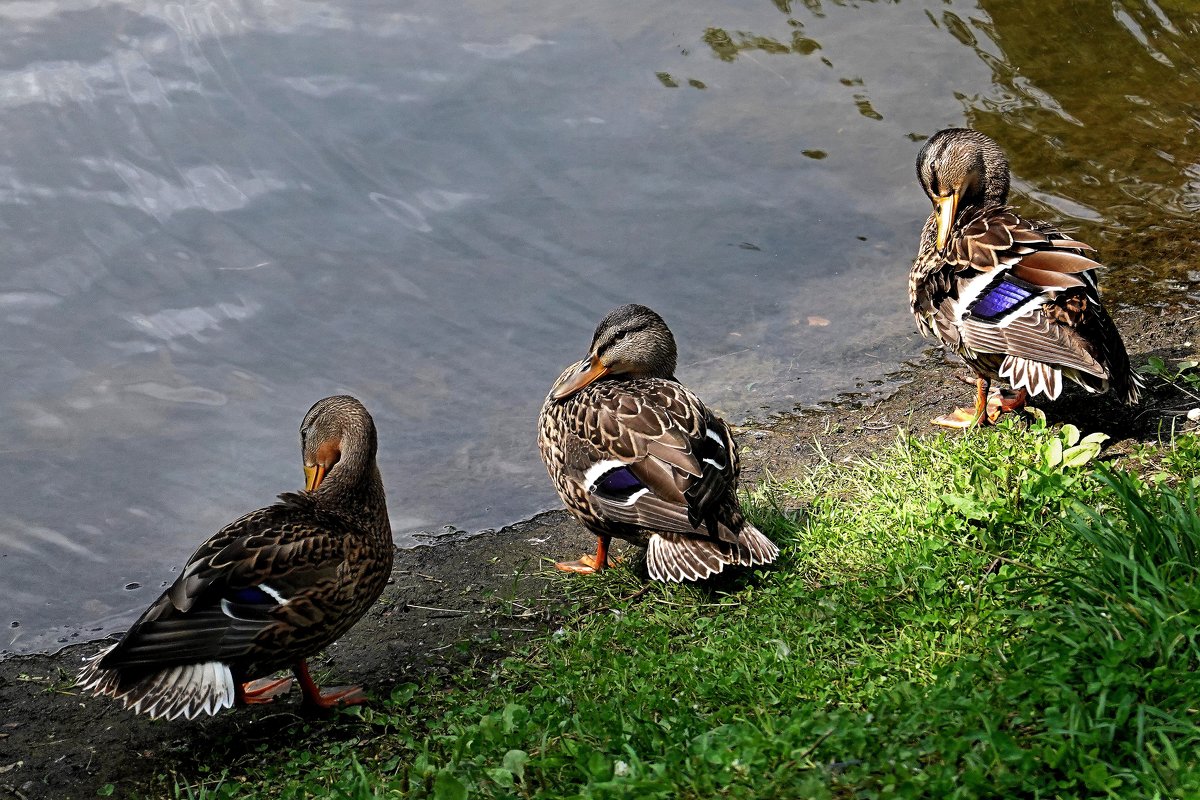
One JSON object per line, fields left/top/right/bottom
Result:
{"left": 168, "top": 419, "right": 1200, "bottom": 800}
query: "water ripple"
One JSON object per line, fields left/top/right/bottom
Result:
{"left": 462, "top": 33, "right": 552, "bottom": 59}
{"left": 0, "top": 519, "right": 101, "bottom": 560}
{"left": 123, "top": 299, "right": 262, "bottom": 341}
{"left": 123, "top": 382, "right": 227, "bottom": 406}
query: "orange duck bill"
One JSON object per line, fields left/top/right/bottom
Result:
{"left": 934, "top": 190, "right": 958, "bottom": 252}
{"left": 551, "top": 356, "right": 609, "bottom": 400}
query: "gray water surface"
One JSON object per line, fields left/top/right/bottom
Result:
{"left": 3, "top": 0, "right": 1199, "bottom": 654}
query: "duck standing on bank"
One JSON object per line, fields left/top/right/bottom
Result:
{"left": 910, "top": 128, "right": 1141, "bottom": 427}
{"left": 78, "top": 395, "right": 393, "bottom": 720}
{"left": 538, "top": 303, "right": 778, "bottom": 582}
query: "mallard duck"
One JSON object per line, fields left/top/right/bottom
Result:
{"left": 77, "top": 395, "right": 393, "bottom": 720}
{"left": 538, "top": 303, "right": 779, "bottom": 582}
{"left": 911, "top": 127, "right": 1141, "bottom": 427}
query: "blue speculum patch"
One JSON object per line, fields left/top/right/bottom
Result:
{"left": 970, "top": 278, "right": 1035, "bottom": 321}
{"left": 596, "top": 466, "right": 643, "bottom": 498}
{"left": 230, "top": 587, "right": 276, "bottom": 605}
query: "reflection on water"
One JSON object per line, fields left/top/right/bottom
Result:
{"left": 2, "top": 0, "right": 1199, "bottom": 654}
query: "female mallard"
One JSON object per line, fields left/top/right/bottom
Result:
{"left": 538, "top": 303, "right": 778, "bottom": 582}
{"left": 77, "top": 395, "right": 393, "bottom": 720}
{"left": 911, "top": 128, "right": 1141, "bottom": 427}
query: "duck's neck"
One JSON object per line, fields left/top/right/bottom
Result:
{"left": 314, "top": 443, "right": 391, "bottom": 541}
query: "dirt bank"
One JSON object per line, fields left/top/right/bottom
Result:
{"left": 1, "top": 300, "right": 1195, "bottom": 800}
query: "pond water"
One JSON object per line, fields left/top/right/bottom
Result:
{"left": 3, "top": 0, "right": 1199, "bottom": 654}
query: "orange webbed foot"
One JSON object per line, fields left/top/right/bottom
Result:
{"left": 555, "top": 553, "right": 601, "bottom": 574}
{"left": 292, "top": 659, "right": 368, "bottom": 713}
{"left": 555, "top": 536, "right": 616, "bottom": 575}
{"left": 237, "top": 676, "right": 294, "bottom": 705}
{"left": 986, "top": 388, "right": 1028, "bottom": 422}
{"left": 932, "top": 407, "right": 987, "bottom": 428}
{"left": 302, "top": 685, "right": 368, "bottom": 710}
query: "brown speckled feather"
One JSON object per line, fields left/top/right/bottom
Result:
{"left": 539, "top": 363, "right": 777, "bottom": 582}
{"left": 910, "top": 129, "right": 1140, "bottom": 407}
{"left": 94, "top": 493, "right": 388, "bottom": 680}
{"left": 78, "top": 396, "right": 393, "bottom": 720}
{"left": 910, "top": 205, "right": 1141, "bottom": 404}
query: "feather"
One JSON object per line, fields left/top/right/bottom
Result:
{"left": 912, "top": 204, "right": 1137, "bottom": 402}
{"left": 77, "top": 396, "right": 393, "bottom": 719}
{"left": 538, "top": 324, "right": 777, "bottom": 582}
{"left": 1046, "top": 237, "right": 1094, "bottom": 251}
{"left": 968, "top": 277, "right": 1036, "bottom": 321}
{"left": 645, "top": 534, "right": 727, "bottom": 582}
{"left": 1015, "top": 249, "right": 1100, "bottom": 275}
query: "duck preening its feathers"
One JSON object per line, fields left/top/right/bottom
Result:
{"left": 538, "top": 304, "right": 779, "bottom": 582}
{"left": 911, "top": 128, "right": 1141, "bottom": 427}
{"left": 78, "top": 395, "right": 393, "bottom": 720}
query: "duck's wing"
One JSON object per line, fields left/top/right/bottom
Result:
{"left": 949, "top": 209, "right": 1098, "bottom": 278}
{"left": 944, "top": 210, "right": 1122, "bottom": 394}
{"left": 574, "top": 379, "right": 741, "bottom": 543}
{"left": 94, "top": 493, "right": 351, "bottom": 673}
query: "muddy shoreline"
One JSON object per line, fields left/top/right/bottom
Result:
{"left": 1, "top": 300, "right": 1196, "bottom": 800}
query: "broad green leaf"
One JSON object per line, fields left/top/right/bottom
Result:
{"left": 502, "top": 703, "right": 528, "bottom": 733}
{"left": 1062, "top": 441, "right": 1103, "bottom": 468}
{"left": 941, "top": 493, "right": 987, "bottom": 520}
{"left": 487, "top": 767, "right": 515, "bottom": 788}
{"left": 1044, "top": 437, "right": 1064, "bottom": 469}
{"left": 434, "top": 772, "right": 468, "bottom": 800}
{"left": 502, "top": 749, "right": 529, "bottom": 781}
{"left": 1060, "top": 423, "right": 1081, "bottom": 447}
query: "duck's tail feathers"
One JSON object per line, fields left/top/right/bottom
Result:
{"left": 77, "top": 646, "right": 236, "bottom": 721}
{"left": 1118, "top": 368, "right": 1145, "bottom": 406}
{"left": 645, "top": 523, "right": 779, "bottom": 583}
{"left": 735, "top": 521, "right": 780, "bottom": 567}
{"left": 1000, "top": 357, "right": 1066, "bottom": 399}
{"left": 1002, "top": 358, "right": 1144, "bottom": 406}
{"left": 645, "top": 534, "right": 726, "bottom": 582}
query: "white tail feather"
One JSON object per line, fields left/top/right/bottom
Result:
{"left": 645, "top": 523, "right": 779, "bottom": 583}
{"left": 78, "top": 650, "right": 236, "bottom": 721}
{"left": 1000, "top": 356, "right": 1068, "bottom": 400}
{"left": 645, "top": 534, "right": 725, "bottom": 582}
{"left": 737, "top": 522, "right": 780, "bottom": 567}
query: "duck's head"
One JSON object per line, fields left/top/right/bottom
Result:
{"left": 550, "top": 303, "right": 678, "bottom": 400}
{"left": 916, "top": 128, "right": 1010, "bottom": 252}
{"left": 300, "top": 395, "right": 377, "bottom": 492}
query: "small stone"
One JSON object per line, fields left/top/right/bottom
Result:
{"left": 1187, "top": 408, "right": 1200, "bottom": 422}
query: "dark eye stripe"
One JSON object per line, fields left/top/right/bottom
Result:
{"left": 597, "top": 321, "right": 652, "bottom": 354}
